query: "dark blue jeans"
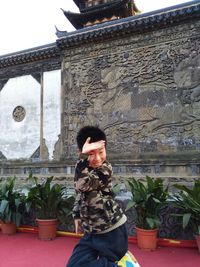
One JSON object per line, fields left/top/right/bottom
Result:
{"left": 66, "top": 223, "right": 128, "bottom": 267}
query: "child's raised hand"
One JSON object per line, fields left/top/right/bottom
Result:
{"left": 82, "top": 137, "right": 105, "bottom": 154}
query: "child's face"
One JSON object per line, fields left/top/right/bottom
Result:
{"left": 88, "top": 146, "right": 106, "bottom": 168}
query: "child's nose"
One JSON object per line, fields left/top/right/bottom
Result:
{"left": 94, "top": 154, "right": 101, "bottom": 161}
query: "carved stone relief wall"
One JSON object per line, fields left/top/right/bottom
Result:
{"left": 62, "top": 20, "right": 200, "bottom": 163}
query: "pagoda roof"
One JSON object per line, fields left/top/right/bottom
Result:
{"left": 63, "top": 0, "right": 137, "bottom": 29}
{"left": 57, "top": 1, "right": 200, "bottom": 48}
{"left": 81, "top": 0, "right": 139, "bottom": 13}
{"left": 73, "top": 0, "right": 85, "bottom": 9}
{"left": 73, "top": 0, "right": 139, "bottom": 13}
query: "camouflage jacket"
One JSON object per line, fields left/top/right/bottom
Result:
{"left": 73, "top": 159, "right": 124, "bottom": 234}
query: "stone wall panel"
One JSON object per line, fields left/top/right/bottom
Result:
{"left": 62, "top": 20, "right": 200, "bottom": 169}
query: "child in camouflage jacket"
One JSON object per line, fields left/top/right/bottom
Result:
{"left": 67, "top": 126, "right": 139, "bottom": 267}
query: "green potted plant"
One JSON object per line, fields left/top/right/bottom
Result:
{"left": 25, "top": 174, "right": 75, "bottom": 240}
{"left": 126, "top": 175, "right": 169, "bottom": 250}
{"left": 172, "top": 180, "right": 200, "bottom": 253}
{"left": 0, "top": 177, "right": 25, "bottom": 235}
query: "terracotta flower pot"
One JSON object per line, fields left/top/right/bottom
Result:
{"left": 1, "top": 222, "right": 17, "bottom": 235}
{"left": 136, "top": 227, "right": 158, "bottom": 251}
{"left": 195, "top": 235, "right": 200, "bottom": 253}
{"left": 36, "top": 219, "right": 58, "bottom": 241}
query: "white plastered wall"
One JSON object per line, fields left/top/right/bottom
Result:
{"left": 0, "top": 70, "right": 61, "bottom": 160}
{"left": 43, "top": 70, "right": 61, "bottom": 159}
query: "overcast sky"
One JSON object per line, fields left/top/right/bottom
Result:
{"left": 0, "top": 0, "right": 192, "bottom": 56}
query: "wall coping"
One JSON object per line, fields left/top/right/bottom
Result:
{"left": 57, "top": 1, "right": 200, "bottom": 49}
{"left": 0, "top": 1, "right": 199, "bottom": 67}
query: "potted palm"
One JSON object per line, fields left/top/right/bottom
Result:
{"left": 0, "top": 177, "right": 25, "bottom": 235}
{"left": 25, "top": 174, "right": 75, "bottom": 240}
{"left": 126, "top": 176, "right": 169, "bottom": 250}
{"left": 172, "top": 180, "right": 200, "bottom": 253}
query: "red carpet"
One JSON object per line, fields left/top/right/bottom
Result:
{"left": 0, "top": 232, "right": 199, "bottom": 267}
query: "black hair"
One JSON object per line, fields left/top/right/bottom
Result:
{"left": 76, "top": 125, "right": 107, "bottom": 151}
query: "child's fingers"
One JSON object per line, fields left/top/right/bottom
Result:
{"left": 98, "top": 140, "right": 105, "bottom": 146}
{"left": 85, "top": 137, "right": 91, "bottom": 144}
{"left": 92, "top": 140, "right": 105, "bottom": 149}
{"left": 82, "top": 139, "right": 105, "bottom": 154}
